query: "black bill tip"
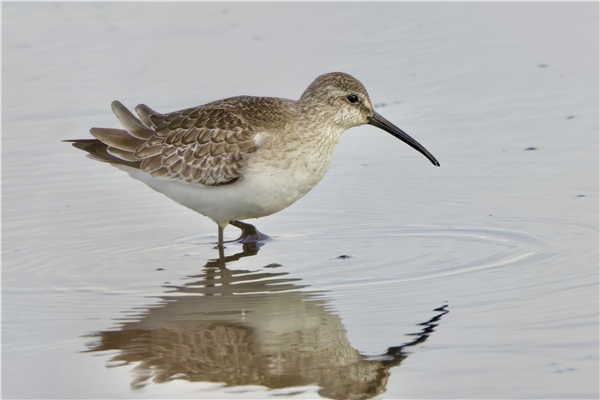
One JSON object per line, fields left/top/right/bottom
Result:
{"left": 367, "top": 111, "right": 440, "bottom": 167}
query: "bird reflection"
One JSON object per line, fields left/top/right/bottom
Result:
{"left": 84, "top": 245, "right": 448, "bottom": 399}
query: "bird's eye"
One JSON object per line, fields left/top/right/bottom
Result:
{"left": 347, "top": 95, "right": 359, "bottom": 103}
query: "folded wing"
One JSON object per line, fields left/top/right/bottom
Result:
{"left": 74, "top": 100, "right": 262, "bottom": 186}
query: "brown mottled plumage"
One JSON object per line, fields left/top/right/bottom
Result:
{"left": 134, "top": 97, "right": 294, "bottom": 185}
{"left": 66, "top": 72, "right": 439, "bottom": 247}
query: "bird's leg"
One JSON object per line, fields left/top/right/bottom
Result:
{"left": 227, "top": 220, "right": 271, "bottom": 243}
{"left": 217, "top": 225, "right": 225, "bottom": 249}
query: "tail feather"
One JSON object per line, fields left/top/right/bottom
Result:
{"left": 90, "top": 127, "right": 146, "bottom": 152}
{"left": 64, "top": 139, "right": 141, "bottom": 169}
{"left": 111, "top": 101, "right": 154, "bottom": 139}
{"left": 107, "top": 146, "right": 139, "bottom": 162}
{"left": 135, "top": 104, "right": 161, "bottom": 129}
{"left": 66, "top": 101, "right": 160, "bottom": 169}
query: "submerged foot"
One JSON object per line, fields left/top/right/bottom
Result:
{"left": 227, "top": 220, "right": 271, "bottom": 243}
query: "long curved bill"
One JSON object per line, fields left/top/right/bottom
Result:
{"left": 367, "top": 111, "right": 440, "bottom": 166}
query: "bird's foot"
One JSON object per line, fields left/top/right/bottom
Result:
{"left": 227, "top": 220, "right": 271, "bottom": 243}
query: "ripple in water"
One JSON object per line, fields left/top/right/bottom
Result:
{"left": 315, "top": 225, "right": 546, "bottom": 290}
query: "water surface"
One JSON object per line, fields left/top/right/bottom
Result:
{"left": 3, "top": 3, "right": 598, "bottom": 399}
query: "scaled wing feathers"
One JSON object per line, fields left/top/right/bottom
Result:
{"left": 135, "top": 103, "right": 259, "bottom": 186}
{"left": 82, "top": 99, "right": 269, "bottom": 186}
{"left": 76, "top": 97, "right": 295, "bottom": 186}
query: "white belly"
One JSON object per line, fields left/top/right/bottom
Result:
{"left": 115, "top": 156, "right": 330, "bottom": 226}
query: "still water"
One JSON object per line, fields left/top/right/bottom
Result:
{"left": 2, "top": 3, "right": 598, "bottom": 399}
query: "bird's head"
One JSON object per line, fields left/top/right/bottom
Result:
{"left": 299, "top": 72, "right": 439, "bottom": 166}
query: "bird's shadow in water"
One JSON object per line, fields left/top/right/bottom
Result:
{"left": 83, "top": 245, "right": 448, "bottom": 400}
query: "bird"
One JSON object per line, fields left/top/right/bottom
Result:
{"left": 66, "top": 72, "right": 439, "bottom": 247}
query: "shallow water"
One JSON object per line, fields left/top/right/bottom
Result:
{"left": 2, "top": 3, "right": 598, "bottom": 399}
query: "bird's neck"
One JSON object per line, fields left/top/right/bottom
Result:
{"left": 295, "top": 102, "right": 346, "bottom": 144}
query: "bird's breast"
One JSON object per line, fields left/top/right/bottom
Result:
{"left": 242, "top": 127, "right": 343, "bottom": 211}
